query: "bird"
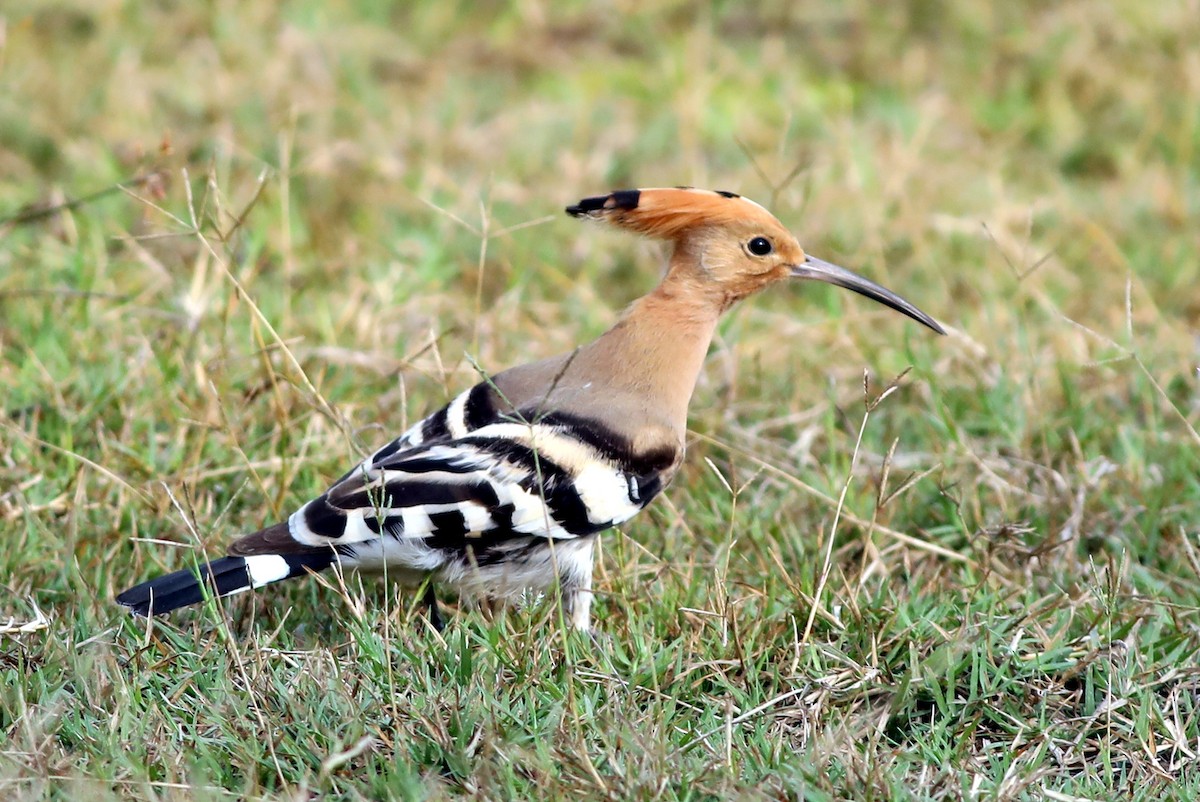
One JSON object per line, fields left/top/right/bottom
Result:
{"left": 116, "top": 187, "right": 944, "bottom": 632}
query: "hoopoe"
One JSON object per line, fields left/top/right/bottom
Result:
{"left": 116, "top": 187, "right": 944, "bottom": 631}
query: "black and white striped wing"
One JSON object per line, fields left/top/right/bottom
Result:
{"left": 280, "top": 390, "right": 673, "bottom": 571}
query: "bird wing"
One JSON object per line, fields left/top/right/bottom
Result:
{"left": 228, "top": 382, "right": 675, "bottom": 566}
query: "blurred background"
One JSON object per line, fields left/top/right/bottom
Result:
{"left": 2, "top": 1, "right": 1199, "bottom": 798}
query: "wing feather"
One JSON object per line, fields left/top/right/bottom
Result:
{"left": 271, "top": 381, "right": 676, "bottom": 572}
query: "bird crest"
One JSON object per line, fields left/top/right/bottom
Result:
{"left": 566, "top": 187, "right": 783, "bottom": 242}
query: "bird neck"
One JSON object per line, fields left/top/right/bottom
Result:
{"left": 580, "top": 262, "right": 724, "bottom": 432}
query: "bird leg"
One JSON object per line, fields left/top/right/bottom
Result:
{"left": 560, "top": 543, "right": 595, "bottom": 632}
{"left": 422, "top": 582, "right": 444, "bottom": 632}
{"left": 562, "top": 581, "right": 593, "bottom": 632}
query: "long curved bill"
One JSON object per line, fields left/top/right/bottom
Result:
{"left": 791, "top": 255, "right": 945, "bottom": 335}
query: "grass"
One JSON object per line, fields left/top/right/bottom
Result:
{"left": 2, "top": 0, "right": 1199, "bottom": 798}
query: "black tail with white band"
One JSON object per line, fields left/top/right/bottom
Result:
{"left": 116, "top": 551, "right": 335, "bottom": 617}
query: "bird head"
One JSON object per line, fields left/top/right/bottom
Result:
{"left": 567, "top": 187, "right": 944, "bottom": 334}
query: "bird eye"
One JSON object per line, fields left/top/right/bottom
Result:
{"left": 747, "top": 237, "right": 773, "bottom": 256}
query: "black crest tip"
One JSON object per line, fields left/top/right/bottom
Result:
{"left": 565, "top": 195, "right": 607, "bottom": 217}
{"left": 565, "top": 189, "right": 641, "bottom": 218}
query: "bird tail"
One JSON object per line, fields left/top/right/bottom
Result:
{"left": 115, "top": 551, "right": 334, "bottom": 616}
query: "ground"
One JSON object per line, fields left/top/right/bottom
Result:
{"left": 2, "top": 2, "right": 1199, "bottom": 800}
